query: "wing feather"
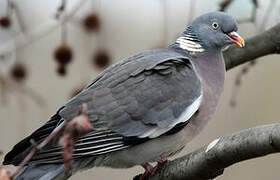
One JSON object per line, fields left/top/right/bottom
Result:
{"left": 5, "top": 48, "right": 202, "bottom": 165}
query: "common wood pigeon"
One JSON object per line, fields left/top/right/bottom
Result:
{"left": 3, "top": 11, "right": 245, "bottom": 180}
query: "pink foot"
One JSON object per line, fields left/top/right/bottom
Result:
{"left": 140, "top": 163, "right": 154, "bottom": 180}
{"left": 140, "top": 157, "right": 169, "bottom": 180}
{"left": 157, "top": 156, "right": 169, "bottom": 167}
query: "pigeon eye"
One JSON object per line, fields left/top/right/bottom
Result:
{"left": 212, "top": 22, "right": 219, "bottom": 29}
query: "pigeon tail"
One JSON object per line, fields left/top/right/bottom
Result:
{"left": 15, "top": 164, "right": 67, "bottom": 180}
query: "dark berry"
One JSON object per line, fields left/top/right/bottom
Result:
{"left": 57, "top": 65, "right": 67, "bottom": 76}
{"left": 242, "top": 67, "right": 248, "bottom": 74}
{"left": 54, "top": 45, "right": 73, "bottom": 65}
{"left": 83, "top": 13, "right": 100, "bottom": 32}
{"left": 10, "top": 63, "right": 27, "bottom": 82}
{"left": 0, "top": 16, "right": 11, "bottom": 28}
{"left": 250, "top": 60, "right": 257, "bottom": 66}
{"left": 92, "top": 50, "right": 111, "bottom": 69}
{"left": 235, "top": 79, "right": 241, "bottom": 86}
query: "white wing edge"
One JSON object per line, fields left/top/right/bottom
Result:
{"left": 139, "top": 94, "right": 203, "bottom": 138}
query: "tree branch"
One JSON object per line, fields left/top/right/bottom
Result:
{"left": 224, "top": 23, "right": 280, "bottom": 70}
{"left": 134, "top": 123, "right": 280, "bottom": 180}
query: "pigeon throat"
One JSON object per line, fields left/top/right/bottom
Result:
{"left": 175, "top": 26, "right": 205, "bottom": 53}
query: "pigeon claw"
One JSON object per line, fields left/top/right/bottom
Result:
{"left": 140, "top": 158, "right": 169, "bottom": 180}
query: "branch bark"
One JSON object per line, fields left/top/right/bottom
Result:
{"left": 134, "top": 123, "right": 280, "bottom": 180}
{"left": 224, "top": 23, "right": 280, "bottom": 70}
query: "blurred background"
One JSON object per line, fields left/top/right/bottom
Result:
{"left": 0, "top": 0, "right": 279, "bottom": 179}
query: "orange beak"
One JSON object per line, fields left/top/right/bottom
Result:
{"left": 227, "top": 32, "right": 245, "bottom": 48}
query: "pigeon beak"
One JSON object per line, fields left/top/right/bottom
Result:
{"left": 227, "top": 32, "right": 245, "bottom": 48}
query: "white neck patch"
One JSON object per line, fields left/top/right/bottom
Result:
{"left": 176, "top": 35, "right": 205, "bottom": 53}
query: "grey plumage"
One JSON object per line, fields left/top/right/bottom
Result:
{"left": 61, "top": 49, "right": 201, "bottom": 137}
{"left": 4, "top": 11, "right": 244, "bottom": 180}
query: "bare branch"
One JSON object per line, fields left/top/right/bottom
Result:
{"left": 224, "top": 23, "right": 280, "bottom": 70}
{"left": 134, "top": 123, "right": 280, "bottom": 180}
{"left": 0, "top": 105, "right": 93, "bottom": 180}
{"left": 59, "top": 106, "right": 93, "bottom": 175}
{"left": 0, "top": 0, "right": 88, "bottom": 56}
{"left": 10, "top": 121, "right": 66, "bottom": 179}
{"left": 219, "top": 0, "right": 234, "bottom": 12}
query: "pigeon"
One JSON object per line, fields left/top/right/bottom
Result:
{"left": 3, "top": 11, "right": 245, "bottom": 180}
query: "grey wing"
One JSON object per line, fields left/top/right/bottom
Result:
{"left": 61, "top": 51, "right": 201, "bottom": 137}
{"left": 26, "top": 49, "right": 202, "bottom": 163}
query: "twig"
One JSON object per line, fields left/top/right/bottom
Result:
{"left": 224, "top": 21, "right": 280, "bottom": 106}
{"left": 59, "top": 105, "right": 92, "bottom": 175}
{"left": 5, "top": 105, "right": 92, "bottom": 179}
{"left": 11, "top": 2, "right": 27, "bottom": 34}
{"left": 236, "top": 0, "right": 258, "bottom": 24}
{"left": 6, "top": 0, "right": 12, "bottom": 17}
{"left": 258, "top": 0, "right": 276, "bottom": 32}
{"left": 0, "top": 76, "right": 8, "bottom": 105}
{"left": 56, "top": 0, "right": 67, "bottom": 19}
{"left": 230, "top": 0, "right": 259, "bottom": 107}
{"left": 134, "top": 123, "right": 280, "bottom": 180}
{"left": 10, "top": 121, "right": 66, "bottom": 179}
{"left": 229, "top": 62, "right": 254, "bottom": 107}
{"left": 251, "top": 0, "right": 258, "bottom": 23}
{"left": 219, "top": 0, "right": 234, "bottom": 12}
{"left": 58, "top": 0, "right": 68, "bottom": 45}
{"left": 0, "top": 0, "right": 88, "bottom": 56}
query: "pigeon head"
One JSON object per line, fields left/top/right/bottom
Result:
{"left": 176, "top": 12, "right": 245, "bottom": 53}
